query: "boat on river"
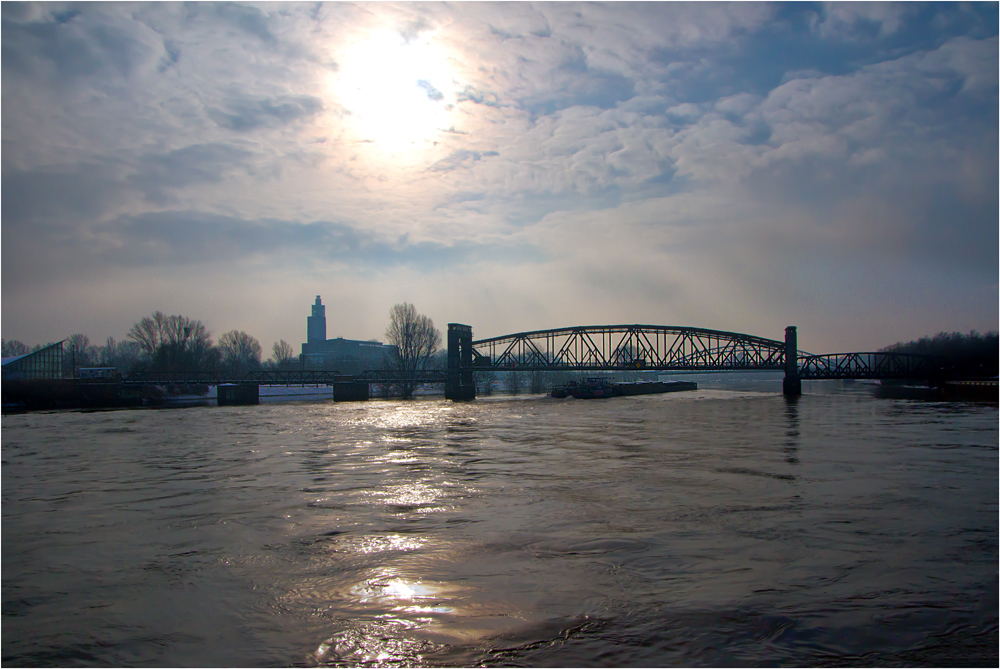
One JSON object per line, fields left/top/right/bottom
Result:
{"left": 551, "top": 378, "right": 697, "bottom": 399}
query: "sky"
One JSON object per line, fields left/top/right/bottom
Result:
{"left": 2, "top": 1, "right": 997, "bottom": 355}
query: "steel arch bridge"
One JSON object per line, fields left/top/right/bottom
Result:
{"left": 470, "top": 325, "right": 787, "bottom": 372}
{"left": 443, "top": 323, "right": 945, "bottom": 399}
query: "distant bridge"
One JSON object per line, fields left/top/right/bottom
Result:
{"left": 120, "top": 369, "right": 450, "bottom": 387}
{"left": 444, "top": 323, "right": 945, "bottom": 399}
{"left": 114, "top": 368, "right": 448, "bottom": 405}
{"left": 121, "top": 370, "right": 351, "bottom": 386}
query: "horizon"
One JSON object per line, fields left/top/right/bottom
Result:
{"left": 3, "top": 2, "right": 997, "bottom": 354}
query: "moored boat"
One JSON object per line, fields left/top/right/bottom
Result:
{"left": 551, "top": 379, "right": 697, "bottom": 399}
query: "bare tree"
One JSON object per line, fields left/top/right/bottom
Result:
{"left": 2, "top": 339, "right": 31, "bottom": 357}
{"left": 475, "top": 369, "right": 497, "bottom": 396}
{"left": 128, "top": 311, "right": 170, "bottom": 356}
{"left": 67, "top": 333, "right": 90, "bottom": 353}
{"left": 67, "top": 333, "right": 97, "bottom": 369}
{"left": 96, "top": 337, "right": 144, "bottom": 374}
{"left": 385, "top": 302, "right": 441, "bottom": 399}
{"left": 529, "top": 369, "right": 548, "bottom": 394}
{"left": 373, "top": 355, "right": 395, "bottom": 399}
{"left": 271, "top": 339, "right": 296, "bottom": 369}
{"left": 219, "top": 330, "right": 262, "bottom": 377}
{"left": 128, "top": 311, "right": 216, "bottom": 372}
{"left": 505, "top": 370, "right": 523, "bottom": 395}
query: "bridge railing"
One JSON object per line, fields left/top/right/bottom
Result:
{"left": 357, "top": 369, "right": 448, "bottom": 384}
{"left": 243, "top": 370, "right": 347, "bottom": 385}
{"left": 122, "top": 371, "right": 232, "bottom": 385}
{"left": 122, "top": 370, "right": 346, "bottom": 385}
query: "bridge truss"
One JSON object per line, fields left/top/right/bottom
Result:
{"left": 468, "top": 324, "right": 943, "bottom": 382}
{"left": 798, "top": 352, "right": 942, "bottom": 380}
{"left": 471, "top": 325, "right": 787, "bottom": 372}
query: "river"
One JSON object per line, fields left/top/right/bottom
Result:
{"left": 3, "top": 383, "right": 997, "bottom": 666}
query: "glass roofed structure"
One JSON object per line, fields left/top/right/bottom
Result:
{"left": 1, "top": 341, "right": 65, "bottom": 380}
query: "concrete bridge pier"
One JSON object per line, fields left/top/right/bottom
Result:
{"left": 446, "top": 323, "right": 476, "bottom": 401}
{"left": 218, "top": 383, "right": 260, "bottom": 406}
{"left": 333, "top": 378, "right": 369, "bottom": 402}
{"left": 783, "top": 326, "right": 802, "bottom": 398}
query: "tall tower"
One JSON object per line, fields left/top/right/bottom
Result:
{"left": 308, "top": 295, "right": 326, "bottom": 344}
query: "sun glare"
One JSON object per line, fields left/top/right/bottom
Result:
{"left": 333, "top": 30, "right": 457, "bottom": 154}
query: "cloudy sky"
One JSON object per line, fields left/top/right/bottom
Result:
{"left": 2, "top": 1, "right": 997, "bottom": 355}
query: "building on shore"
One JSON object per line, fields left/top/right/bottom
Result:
{"left": 2, "top": 341, "right": 65, "bottom": 380}
{"left": 300, "top": 296, "right": 395, "bottom": 372}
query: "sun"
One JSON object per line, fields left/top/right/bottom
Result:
{"left": 332, "top": 29, "right": 457, "bottom": 155}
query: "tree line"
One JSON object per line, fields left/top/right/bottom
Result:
{"left": 2, "top": 310, "right": 299, "bottom": 378}
{"left": 880, "top": 330, "right": 998, "bottom": 378}
{"left": 1, "top": 303, "right": 447, "bottom": 396}
{"left": 8, "top": 319, "right": 997, "bottom": 389}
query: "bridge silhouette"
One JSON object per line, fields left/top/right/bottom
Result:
{"left": 443, "top": 324, "right": 943, "bottom": 400}
{"left": 115, "top": 324, "right": 945, "bottom": 404}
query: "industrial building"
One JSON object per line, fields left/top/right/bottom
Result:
{"left": 300, "top": 296, "right": 395, "bottom": 371}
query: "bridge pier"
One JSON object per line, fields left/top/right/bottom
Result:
{"left": 218, "top": 383, "right": 259, "bottom": 406}
{"left": 333, "top": 378, "right": 369, "bottom": 402}
{"left": 783, "top": 326, "right": 801, "bottom": 398}
{"left": 446, "top": 324, "right": 476, "bottom": 401}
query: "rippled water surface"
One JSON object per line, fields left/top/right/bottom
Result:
{"left": 3, "top": 387, "right": 997, "bottom": 666}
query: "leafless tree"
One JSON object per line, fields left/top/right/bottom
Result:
{"left": 127, "top": 311, "right": 216, "bottom": 372}
{"left": 505, "top": 370, "right": 524, "bottom": 395}
{"left": 67, "top": 333, "right": 90, "bottom": 352}
{"left": 373, "top": 355, "right": 395, "bottom": 398}
{"left": 2, "top": 339, "right": 30, "bottom": 357}
{"left": 96, "top": 337, "right": 144, "bottom": 374}
{"left": 128, "top": 311, "right": 170, "bottom": 356}
{"left": 65, "top": 333, "right": 97, "bottom": 374}
{"left": 385, "top": 302, "right": 441, "bottom": 399}
{"left": 67, "top": 333, "right": 97, "bottom": 368}
{"left": 219, "top": 330, "right": 262, "bottom": 377}
{"left": 475, "top": 369, "right": 497, "bottom": 395}
{"left": 271, "top": 339, "right": 296, "bottom": 369}
{"left": 529, "top": 369, "right": 548, "bottom": 394}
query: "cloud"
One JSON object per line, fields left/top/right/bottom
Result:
{"left": 2, "top": 161, "right": 128, "bottom": 226}
{"left": 207, "top": 93, "right": 324, "bottom": 131}
{"left": 126, "top": 144, "right": 255, "bottom": 204}
{"left": 211, "top": 2, "right": 276, "bottom": 44}
{"left": 2, "top": 199, "right": 544, "bottom": 290}
{"left": 811, "top": 2, "right": 911, "bottom": 39}
{"left": 0, "top": 4, "right": 166, "bottom": 83}
{"left": 417, "top": 79, "right": 444, "bottom": 101}
{"left": 1, "top": 2, "right": 996, "bottom": 351}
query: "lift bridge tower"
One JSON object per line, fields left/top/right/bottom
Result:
{"left": 445, "top": 324, "right": 476, "bottom": 400}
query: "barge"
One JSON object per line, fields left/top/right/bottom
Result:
{"left": 551, "top": 378, "right": 697, "bottom": 399}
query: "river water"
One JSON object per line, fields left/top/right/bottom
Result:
{"left": 3, "top": 383, "right": 997, "bottom": 667}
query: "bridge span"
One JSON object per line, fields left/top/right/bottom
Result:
{"left": 445, "top": 323, "right": 944, "bottom": 400}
